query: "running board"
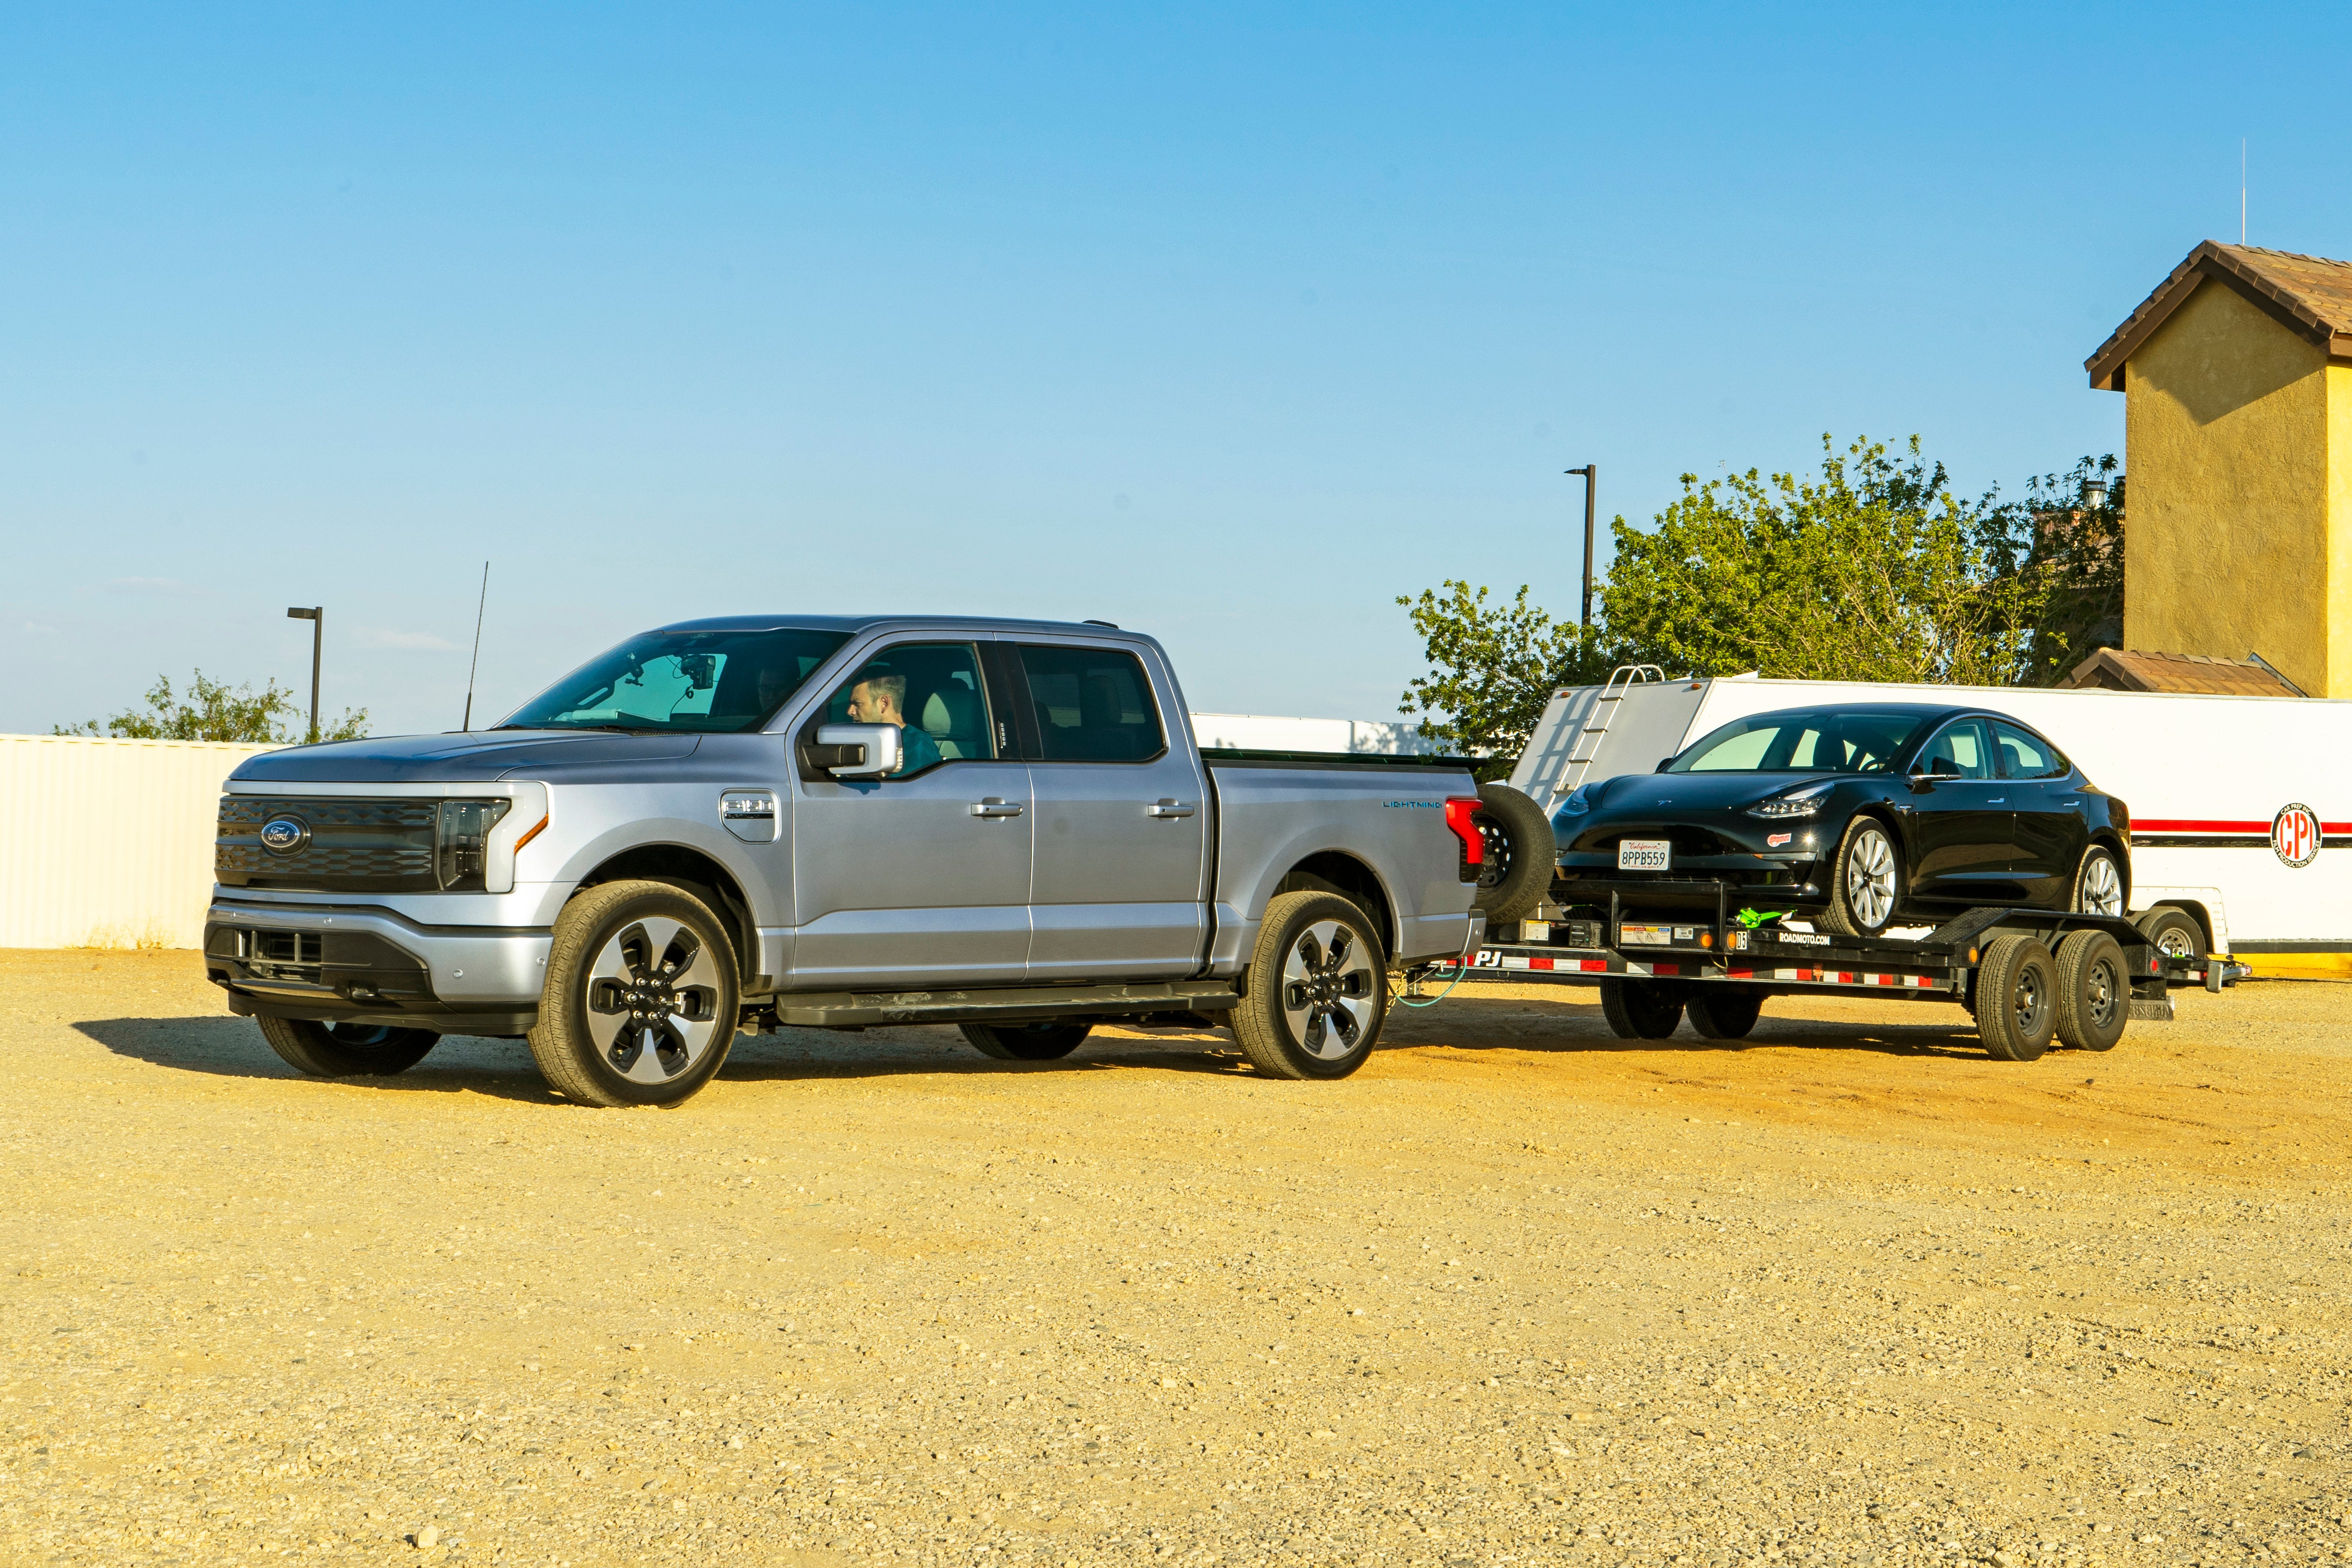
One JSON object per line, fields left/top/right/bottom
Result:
{"left": 764, "top": 980, "right": 1240, "bottom": 1030}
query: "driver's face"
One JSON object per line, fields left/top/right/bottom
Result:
{"left": 845, "top": 681, "right": 899, "bottom": 726}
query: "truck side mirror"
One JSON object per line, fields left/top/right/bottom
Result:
{"left": 799, "top": 723, "right": 901, "bottom": 780}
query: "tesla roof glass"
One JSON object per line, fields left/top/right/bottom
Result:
{"left": 1665, "top": 708, "right": 1934, "bottom": 774}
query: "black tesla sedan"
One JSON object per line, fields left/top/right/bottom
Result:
{"left": 1550, "top": 702, "right": 2131, "bottom": 936}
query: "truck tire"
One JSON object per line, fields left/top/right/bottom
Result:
{"left": 2071, "top": 845, "right": 2125, "bottom": 917}
{"left": 1975, "top": 935, "right": 2057, "bottom": 1062}
{"left": 2134, "top": 906, "right": 2206, "bottom": 962}
{"left": 1231, "top": 891, "right": 1388, "bottom": 1079}
{"left": 528, "top": 880, "right": 741, "bottom": 1107}
{"left": 1818, "top": 816, "right": 1901, "bottom": 938}
{"left": 1686, "top": 990, "right": 1763, "bottom": 1040}
{"left": 1471, "top": 782, "right": 1555, "bottom": 925}
{"left": 2052, "top": 929, "right": 2128, "bottom": 1053}
{"left": 959, "top": 1022, "right": 1091, "bottom": 1061}
{"left": 1599, "top": 978, "right": 1683, "bottom": 1039}
{"left": 256, "top": 1017, "right": 439, "bottom": 1077}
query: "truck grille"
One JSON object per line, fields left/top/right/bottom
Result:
{"left": 217, "top": 797, "right": 441, "bottom": 892}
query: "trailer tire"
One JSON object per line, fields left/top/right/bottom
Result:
{"left": 528, "top": 880, "right": 741, "bottom": 1107}
{"left": 1975, "top": 935, "right": 2057, "bottom": 1062}
{"left": 2134, "top": 906, "right": 2206, "bottom": 962}
{"left": 1600, "top": 978, "right": 1683, "bottom": 1039}
{"left": 256, "top": 1018, "right": 439, "bottom": 1077}
{"left": 1818, "top": 816, "right": 1902, "bottom": 938}
{"left": 1686, "top": 991, "right": 1764, "bottom": 1040}
{"left": 959, "top": 1022, "right": 1091, "bottom": 1061}
{"left": 1471, "top": 783, "right": 1555, "bottom": 925}
{"left": 1231, "top": 891, "right": 1388, "bottom": 1079}
{"left": 2052, "top": 930, "right": 2128, "bottom": 1053}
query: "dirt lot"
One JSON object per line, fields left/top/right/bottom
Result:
{"left": 4, "top": 950, "right": 2348, "bottom": 1568}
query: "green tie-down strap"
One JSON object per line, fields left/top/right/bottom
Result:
{"left": 1733, "top": 908, "right": 1784, "bottom": 930}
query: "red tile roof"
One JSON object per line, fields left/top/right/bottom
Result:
{"left": 2058, "top": 648, "right": 2304, "bottom": 697}
{"left": 2086, "top": 242, "right": 2352, "bottom": 389}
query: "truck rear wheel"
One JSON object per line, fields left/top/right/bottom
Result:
{"left": 1975, "top": 935, "right": 2057, "bottom": 1062}
{"left": 2053, "top": 930, "right": 2128, "bottom": 1052}
{"left": 1599, "top": 978, "right": 1683, "bottom": 1039}
{"left": 1686, "top": 991, "right": 1763, "bottom": 1040}
{"left": 1471, "top": 783, "right": 1555, "bottom": 925}
{"left": 256, "top": 1017, "right": 439, "bottom": 1077}
{"left": 1231, "top": 891, "right": 1387, "bottom": 1079}
{"left": 959, "top": 1022, "right": 1091, "bottom": 1060}
{"left": 528, "top": 880, "right": 741, "bottom": 1107}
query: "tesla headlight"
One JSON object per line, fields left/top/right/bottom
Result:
{"left": 1557, "top": 782, "right": 1596, "bottom": 817}
{"left": 1745, "top": 780, "right": 1835, "bottom": 819}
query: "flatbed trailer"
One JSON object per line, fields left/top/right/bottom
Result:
{"left": 1439, "top": 876, "right": 2248, "bottom": 1059}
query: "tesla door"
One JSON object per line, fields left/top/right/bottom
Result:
{"left": 1012, "top": 641, "right": 1209, "bottom": 981}
{"left": 1906, "top": 718, "right": 2020, "bottom": 904}
{"left": 789, "top": 641, "right": 1034, "bottom": 988}
{"left": 1993, "top": 720, "right": 2085, "bottom": 907}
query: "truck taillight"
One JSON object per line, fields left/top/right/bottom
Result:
{"left": 1444, "top": 797, "right": 1485, "bottom": 866}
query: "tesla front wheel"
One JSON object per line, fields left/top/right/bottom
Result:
{"left": 1975, "top": 935, "right": 2057, "bottom": 1062}
{"left": 256, "top": 1018, "right": 439, "bottom": 1077}
{"left": 2054, "top": 930, "right": 2128, "bottom": 1052}
{"left": 1600, "top": 978, "right": 1683, "bottom": 1039}
{"left": 1232, "top": 891, "right": 1387, "bottom": 1080}
{"left": 960, "top": 1022, "right": 1091, "bottom": 1060}
{"left": 528, "top": 880, "right": 741, "bottom": 1107}
{"left": 1819, "top": 818, "right": 1900, "bottom": 938}
{"left": 2072, "top": 846, "right": 2125, "bottom": 917}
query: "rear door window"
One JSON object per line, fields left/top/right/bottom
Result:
{"left": 1014, "top": 645, "right": 1166, "bottom": 763}
{"left": 1993, "top": 722, "right": 2066, "bottom": 779}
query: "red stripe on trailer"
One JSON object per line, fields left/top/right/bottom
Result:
{"left": 1528, "top": 956, "right": 1555, "bottom": 970}
{"left": 1579, "top": 958, "right": 1610, "bottom": 972}
{"left": 1654, "top": 963, "right": 1681, "bottom": 976}
{"left": 2137, "top": 817, "right": 2352, "bottom": 834}
{"left": 1728, "top": 967, "right": 1754, "bottom": 979}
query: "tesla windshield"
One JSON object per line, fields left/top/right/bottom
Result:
{"left": 1665, "top": 708, "right": 1931, "bottom": 774}
{"left": 500, "top": 627, "right": 852, "bottom": 733}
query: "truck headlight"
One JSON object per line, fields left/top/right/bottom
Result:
{"left": 1745, "top": 781, "right": 1834, "bottom": 819}
{"left": 437, "top": 800, "right": 513, "bottom": 890}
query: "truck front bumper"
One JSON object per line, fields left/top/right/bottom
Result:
{"left": 203, "top": 897, "right": 552, "bottom": 1037}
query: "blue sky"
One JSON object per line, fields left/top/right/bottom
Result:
{"left": 2, "top": 4, "right": 2336, "bottom": 735}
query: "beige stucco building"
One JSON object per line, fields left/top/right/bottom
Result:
{"left": 2087, "top": 242, "right": 2352, "bottom": 697}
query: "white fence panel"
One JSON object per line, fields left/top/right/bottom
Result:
{"left": 0, "top": 734, "right": 278, "bottom": 949}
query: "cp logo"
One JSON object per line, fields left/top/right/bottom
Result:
{"left": 2272, "top": 803, "right": 2321, "bottom": 868}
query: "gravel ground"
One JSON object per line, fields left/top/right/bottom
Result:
{"left": 3, "top": 948, "right": 2348, "bottom": 1568}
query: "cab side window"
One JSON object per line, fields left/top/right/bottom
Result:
{"left": 1993, "top": 722, "right": 2066, "bottom": 779}
{"left": 1920, "top": 719, "right": 1994, "bottom": 780}
{"left": 1015, "top": 645, "right": 1166, "bottom": 763}
{"left": 817, "top": 643, "right": 994, "bottom": 778}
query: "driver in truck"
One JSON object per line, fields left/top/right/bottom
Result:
{"left": 844, "top": 669, "right": 942, "bottom": 776}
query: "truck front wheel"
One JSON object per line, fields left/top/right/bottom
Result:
{"left": 528, "top": 880, "right": 741, "bottom": 1107}
{"left": 256, "top": 1018, "right": 438, "bottom": 1077}
{"left": 1232, "top": 891, "right": 1388, "bottom": 1079}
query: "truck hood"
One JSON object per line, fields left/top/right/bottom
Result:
{"left": 228, "top": 730, "right": 703, "bottom": 784}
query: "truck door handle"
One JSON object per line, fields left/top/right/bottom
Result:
{"left": 1147, "top": 799, "right": 1197, "bottom": 818}
{"left": 970, "top": 798, "right": 1024, "bottom": 818}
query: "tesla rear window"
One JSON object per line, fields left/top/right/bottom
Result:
{"left": 1667, "top": 710, "right": 1930, "bottom": 774}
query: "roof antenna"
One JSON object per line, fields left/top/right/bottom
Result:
{"left": 2241, "top": 137, "right": 2247, "bottom": 244}
{"left": 461, "top": 561, "right": 490, "bottom": 731}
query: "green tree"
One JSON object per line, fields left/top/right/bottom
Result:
{"left": 1980, "top": 456, "right": 2124, "bottom": 686}
{"left": 1600, "top": 434, "right": 2047, "bottom": 685}
{"left": 1394, "top": 581, "right": 1619, "bottom": 756}
{"left": 57, "top": 669, "right": 369, "bottom": 743}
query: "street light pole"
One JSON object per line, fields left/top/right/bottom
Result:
{"left": 1565, "top": 464, "right": 1597, "bottom": 626}
{"left": 286, "top": 607, "right": 322, "bottom": 742}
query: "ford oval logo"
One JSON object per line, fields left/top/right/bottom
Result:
{"left": 259, "top": 816, "right": 309, "bottom": 854}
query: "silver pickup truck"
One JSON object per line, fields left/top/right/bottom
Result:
{"left": 203, "top": 615, "right": 1513, "bottom": 1106}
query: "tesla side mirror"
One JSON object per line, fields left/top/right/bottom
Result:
{"left": 802, "top": 722, "right": 901, "bottom": 780}
{"left": 1654, "top": 758, "right": 1673, "bottom": 773}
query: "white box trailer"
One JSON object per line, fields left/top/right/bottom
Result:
{"left": 1506, "top": 669, "right": 2351, "bottom": 958}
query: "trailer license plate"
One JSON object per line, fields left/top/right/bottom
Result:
{"left": 1620, "top": 923, "right": 1702, "bottom": 947}
{"left": 1617, "top": 838, "right": 1671, "bottom": 871}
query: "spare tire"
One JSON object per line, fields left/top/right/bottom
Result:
{"left": 1472, "top": 781, "right": 1555, "bottom": 924}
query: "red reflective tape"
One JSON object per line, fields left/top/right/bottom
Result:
{"left": 1728, "top": 967, "right": 1754, "bottom": 979}
{"left": 1654, "top": 963, "right": 1680, "bottom": 976}
{"left": 1529, "top": 956, "right": 1555, "bottom": 970}
{"left": 1580, "top": 958, "right": 1610, "bottom": 972}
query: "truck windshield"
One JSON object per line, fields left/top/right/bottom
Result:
{"left": 500, "top": 627, "right": 852, "bottom": 733}
{"left": 1665, "top": 708, "right": 1930, "bottom": 774}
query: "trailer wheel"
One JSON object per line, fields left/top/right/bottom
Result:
{"left": 1975, "top": 935, "right": 2057, "bottom": 1062}
{"left": 255, "top": 1018, "right": 439, "bottom": 1077}
{"left": 1471, "top": 783, "right": 1556, "bottom": 925}
{"left": 2052, "top": 930, "right": 2128, "bottom": 1053}
{"left": 959, "top": 1022, "right": 1091, "bottom": 1061}
{"left": 1231, "top": 891, "right": 1388, "bottom": 1079}
{"left": 1686, "top": 991, "right": 1764, "bottom": 1040}
{"left": 1818, "top": 817, "right": 1901, "bottom": 938}
{"left": 2134, "top": 906, "right": 2206, "bottom": 962}
{"left": 1600, "top": 978, "right": 1683, "bottom": 1039}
